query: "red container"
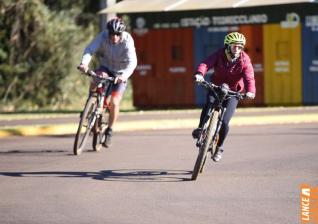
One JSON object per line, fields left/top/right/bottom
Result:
{"left": 132, "top": 28, "right": 195, "bottom": 108}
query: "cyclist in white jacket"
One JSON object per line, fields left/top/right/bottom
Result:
{"left": 78, "top": 18, "right": 137, "bottom": 147}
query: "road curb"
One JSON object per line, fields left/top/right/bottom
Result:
{"left": 1, "top": 113, "right": 318, "bottom": 137}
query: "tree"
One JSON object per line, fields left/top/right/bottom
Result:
{"left": 0, "top": 0, "right": 96, "bottom": 111}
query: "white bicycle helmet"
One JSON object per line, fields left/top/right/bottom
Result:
{"left": 107, "top": 18, "right": 126, "bottom": 35}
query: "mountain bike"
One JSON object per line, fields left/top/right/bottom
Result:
{"left": 191, "top": 80, "right": 245, "bottom": 180}
{"left": 73, "top": 68, "right": 115, "bottom": 155}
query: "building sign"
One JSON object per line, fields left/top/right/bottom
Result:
{"left": 168, "top": 66, "right": 186, "bottom": 73}
{"left": 212, "top": 14, "right": 268, "bottom": 26}
{"left": 133, "top": 17, "right": 149, "bottom": 36}
{"left": 127, "top": 3, "right": 318, "bottom": 30}
{"left": 306, "top": 16, "right": 318, "bottom": 31}
{"left": 179, "top": 14, "right": 268, "bottom": 28}
{"left": 280, "top": 12, "right": 300, "bottom": 28}
{"left": 253, "top": 63, "right": 263, "bottom": 73}
{"left": 135, "top": 14, "right": 267, "bottom": 31}
{"left": 136, "top": 64, "right": 152, "bottom": 76}
{"left": 309, "top": 60, "right": 318, "bottom": 72}
{"left": 207, "top": 26, "right": 239, "bottom": 32}
{"left": 274, "top": 60, "right": 290, "bottom": 73}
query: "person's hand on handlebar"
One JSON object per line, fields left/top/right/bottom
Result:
{"left": 246, "top": 92, "right": 255, "bottom": 100}
{"left": 114, "top": 75, "right": 126, "bottom": 84}
{"left": 78, "top": 63, "right": 88, "bottom": 73}
{"left": 194, "top": 72, "right": 204, "bottom": 83}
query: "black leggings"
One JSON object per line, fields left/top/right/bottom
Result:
{"left": 198, "top": 91, "right": 238, "bottom": 148}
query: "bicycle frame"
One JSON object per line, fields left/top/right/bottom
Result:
{"left": 91, "top": 78, "right": 113, "bottom": 129}
{"left": 73, "top": 68, "right": 115, "bottom": 155}
{"left": 197, "top": 83, "right": 239, "bottom": 146}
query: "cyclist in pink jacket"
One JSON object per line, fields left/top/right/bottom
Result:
{"left": 193, "top": 32, "right": 256, "bottom": 162}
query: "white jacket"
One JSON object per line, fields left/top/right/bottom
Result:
{"left": 81, "top": 31, "right": 137, "bottom": 80}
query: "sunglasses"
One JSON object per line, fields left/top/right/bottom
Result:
{"left": 231, "top": 44, "right": 244, "bottom": 50}
{"left": 110, "top": 32, "right": 122, "bottom": 36}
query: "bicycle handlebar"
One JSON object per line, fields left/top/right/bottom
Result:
{"left": 196, "top": 80, "right": 246, "bottom": 100}
{"left": 77, "top": 67, "right": 115, "bottom": 82}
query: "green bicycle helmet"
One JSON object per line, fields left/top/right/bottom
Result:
{"left": 224, "top": 32, "right": 246, "bottom": 46}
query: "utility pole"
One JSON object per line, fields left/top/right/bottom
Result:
{"left": 99, "top": 0, "right": 116, "bottom": 31}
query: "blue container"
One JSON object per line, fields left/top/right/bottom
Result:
{"left": 193, "top": 27, "right": 228, "bottom": 106}
{"left": 302, "top": 23, "right": 318, "bottom": 105}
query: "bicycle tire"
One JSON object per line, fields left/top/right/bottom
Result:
{"left": 73, "top": 96, "right": 98, "bottom": 155}
{"left": 200, "top": 111, "right": 220, "bottom": 173}
{"left": 191, "top": 110, "right": 219, "bottom": 180}
{"left": 92, "top": 111, "right": 109, "bottom": 151}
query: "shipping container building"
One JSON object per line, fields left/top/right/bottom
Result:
{"left": 103, "top": 1, "right": 318, "bottom": 108}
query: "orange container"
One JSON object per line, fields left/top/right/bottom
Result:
{"left": 239, "top": 25, "right": 265, "bottom": 107}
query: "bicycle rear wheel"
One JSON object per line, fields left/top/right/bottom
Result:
{"left": 92, "top": 110, "right": 109, "bottom": 151}
{"left": 73, "top": 96, "right": 97, "bottom": 155}
{"left": 191, "top": 110, "right": 219, "bottom": 180}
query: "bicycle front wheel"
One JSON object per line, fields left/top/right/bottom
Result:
{"left": 191, "top": 110, "right": 219, "bottom": 180}
{"left": 73, "top": 96, "right": 98, "bottom": 155}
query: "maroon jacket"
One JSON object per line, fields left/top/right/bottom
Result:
{"left": 197, "top": 48, "right": 256, "bottom": 94}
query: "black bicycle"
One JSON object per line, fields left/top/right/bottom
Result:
{"left": 73, "top": 68, "right": 115, "bottom": 155}
{"left": 191, "top": 80, "right": 245, "bottom": 180}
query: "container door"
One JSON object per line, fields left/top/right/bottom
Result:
{"left": 132, "top": 30, "right": 156, "bottom": 108}
{"left": 263, "top": 23, "right": 302, "bottom": 105}
{"left": 132, "top": 28, "right": 194, "bottom": 108}
{"left": 161, "top": 28, "right": 195, "bottom": 107}
{"left": 302, "top": 19, "right": 318, "bottom": 105}
{"left": 239, "top": 25, "right": 265, "bottom": 107}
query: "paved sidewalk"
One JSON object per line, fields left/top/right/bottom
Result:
{"left": 0, "top": 106, "right": 318, "bottom": 137}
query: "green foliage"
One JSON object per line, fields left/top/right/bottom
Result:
{"left": 0, "top": 1, "right": 96, "bottom": 111}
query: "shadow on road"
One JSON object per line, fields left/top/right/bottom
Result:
{"left": 0, "top": 149, "right": 68, "bottom": 154}
{"left": 0, "top": 169, "right": 192, "bottom": 182}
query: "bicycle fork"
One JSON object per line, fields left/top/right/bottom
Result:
{"left": 88, "top": 113, "right": 97, "bottom": 130}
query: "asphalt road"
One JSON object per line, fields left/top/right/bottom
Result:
{"left": 0, "top": 124, "right": 317, "bottom": 224}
